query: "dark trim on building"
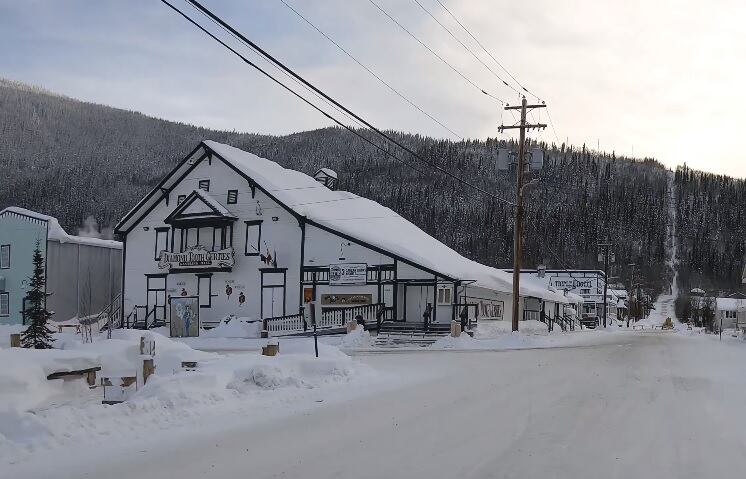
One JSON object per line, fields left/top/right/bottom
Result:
{"left": 0, "top": 244, "right": 9, "bottom": 269}
{"left": 244, "top": 220, "right": 263, "bottom": 256}
{"left": 260, "top": 268, "right": 287, "bottom": 318}
{"left": 154, "top": 227, "right": 169, "bottom": 261}
{"left": 196, "top": 273, "right": 214, "bottom": 308}
{"left": 298, "top": 219, "right": 306, "bottom": 308}
{"left": 227, "top": 189, "right": 238, "bottom": 204}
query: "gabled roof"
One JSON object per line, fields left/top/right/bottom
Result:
{"left": 1, "top": 207, "right": 121, "bottom": 249}
{"left": 115, "top": 141, "right": 560, "bottom": 300}
{"left": 164, "top": 189, "right": 236, "bottom": 225}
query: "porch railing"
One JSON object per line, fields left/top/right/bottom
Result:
{"left": 263, "top": 313, "right": 306, "bottom": 335}
{"left": 523, "top": 310, "right": 541, "bottom": 322}
{"left": 320, "top": 303, "right": 389, "bottom": 330}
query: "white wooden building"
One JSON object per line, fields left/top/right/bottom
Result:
{"left": 114, "top": 141, "right": 564, "bottom": 335}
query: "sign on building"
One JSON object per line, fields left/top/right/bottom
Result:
{"left": 170, "top": 296, "right": 199, "bottom": 337}
{"left": 321, "top": 294, "right": 372, "bottom": 306}
{"left": 158, "top": 246, "right": 234, "bottom": 271}
{"left": 329, "top": 263, "right": 367, "bottom": 285}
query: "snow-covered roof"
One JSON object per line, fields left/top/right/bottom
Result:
{"left": 716, "top": 297, "right": 746, "bottom": 311}
{"left": 205, "top": 141, "right": 535, "bottom": 296}
{"left": 0, "top": 207, "right": 121, "bottom": 249}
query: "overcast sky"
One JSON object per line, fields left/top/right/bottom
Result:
{"left": 2, "top": 0, "right": 745, "bottom": 177}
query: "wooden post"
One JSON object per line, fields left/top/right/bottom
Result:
{"left": 450, "top": 320, "right": 461, "bottom": 338}
{"left": 10, "top": 333, "right": 21, "bottom": 348}
{"left": 142, "top": 358, "right": 155, "bottom": 384}
{"left": 262, "top": 339, "right": 279, "bottom": 357}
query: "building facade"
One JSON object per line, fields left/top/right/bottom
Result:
{"left": 115, "top": 141, "right": 565, "bottom": 334}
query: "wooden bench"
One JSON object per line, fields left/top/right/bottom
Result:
{"left": 57, "top": 324, "right": 81, "bottom": 334}
{"left": 47, "top": 366, "right": 101, "bottom": 387}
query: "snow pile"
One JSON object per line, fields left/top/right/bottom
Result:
{"left": 201, "top": 317, "right": 262, "bottom": 339}
{"left": 0, "top": 331, "right": 372, "bottom": 463}
{"left": 430, "top": 334, "right": 477, "bottom": 349}
{"left": 339, "top": 327, "right": 373, "bottom": 349}
{"left": 475, "top": 320, "right": 548, "bottom": 339}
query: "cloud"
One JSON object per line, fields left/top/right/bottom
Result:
{"left": 1, "top": 0, "right": 745, "bottom": 177}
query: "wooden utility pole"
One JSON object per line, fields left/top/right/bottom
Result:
{"left": 499, "top": 96, "right": 546, "bottom": 331}
{"left": 598, "top": 242, "right": 613, "bottom": 328}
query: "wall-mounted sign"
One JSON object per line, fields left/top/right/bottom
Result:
{"left": 158, "top": 246, "right": 234, "bottom": 271}
{"left": 329, "top": 263, "right": 367, "bottom": 285}
{"left": 170, "top": 296, "right": 199, "bottom": 338}
{"left": 321, "top": 294, "right": 372, "bottom": 306}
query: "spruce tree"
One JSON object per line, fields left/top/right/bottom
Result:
{"left": 21, "top": 240, "right": 55, "bottom": 349}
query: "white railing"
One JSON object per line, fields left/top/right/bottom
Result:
{"left": 264, "top": 313, "right": 305, "bottom": 335}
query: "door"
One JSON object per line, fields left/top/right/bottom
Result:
{"left": 405, "top": 285, "right": 433, "bottom": 322}
{"left": 146, "top": 276, "right": 167, "bottom": 323}
{"left": 262, "top": 287, "right": 285, "bottom": 319}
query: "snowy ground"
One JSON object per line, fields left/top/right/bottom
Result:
{"left": 6, "top": 328, "right": 746, "bottom": 478}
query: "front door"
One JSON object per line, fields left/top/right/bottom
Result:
{"left": 262, "top": 287, "right": 285, "bottom": 319}
{"left": 405, "top": 285, "right": 433, "bottom": 323}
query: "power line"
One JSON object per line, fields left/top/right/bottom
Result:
{"left": 364, "top": 0, "right": 506, "bottom": 104}
{"left": 162, "top": 0, "right": 515, "bottom": 207}
{"left": 411, "top": 0, "right": 520, "bottom": 97}
{"left": 433, "top": 0, "right": 540, "bottom": 102}
{"left": 278, "top": 0, "right": 463, "bottom": 139}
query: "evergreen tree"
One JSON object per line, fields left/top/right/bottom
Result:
{"left": 21, "top": 240, "right": 55, "bottom": 349}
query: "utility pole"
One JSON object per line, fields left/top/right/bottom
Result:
{"left": 627, "top": 263, "right": 636, "bottom": 328}
{"left": 598, "top": 242, "right": 613, "bottom": 328}
{"left": 499, "top": 96, "right": 546, "bottom": 331}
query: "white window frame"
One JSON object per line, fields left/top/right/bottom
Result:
{"left": 437, "top": 286, "right": 452, "bottom": 305}
{"left": 0, "top": 244, "right": 9, "bottom": 269}
{"left": 0, "top": 292, "right": 9, "bottom": 317}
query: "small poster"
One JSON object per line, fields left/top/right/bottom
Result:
{"left": 329, "top": 263, "right": 367, "bottom": 285}
{"left": 304, "top": 287, "right": 314, "bottom": 303}
{"left": 170, "top": 296, "right": 199, "bottom": 337}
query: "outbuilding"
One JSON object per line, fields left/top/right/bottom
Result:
{"left": 114, "top": 141, "right": 561, "bottom": 335}
{"left": 0, "top": 207, "right": 122, "bottom": 326}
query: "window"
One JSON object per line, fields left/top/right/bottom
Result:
{"left": 179, "top": 228, "right": 197, "bottom": 252}
{"left": 725, "top": 310, "right": 737, "bottom": 319}
{"left": 212, "top": 225, "right": 233, "bottom": 251}
{"left": 0, "top": 293, "right": 9, "bottom": 317}
{"left": 198, "top": 180, "right": 210, "bottom": 192}
{"left": 198, "top": 274, "right": 213, "bottom": 308}
{"left": 0, "top": 244, "right": 9, "bottom": 269}
{"left": 227, "top": 190, "right": 238, "bottom": 204}
{"left": 177, "top": 195, "right": 186, "bottom": 205}
{"left": 154, "top": 228, "right": 169, "bottom": 261}
{"left": 244, "top": 220, "right": 262, "bottom": 256}
{"left": 437, "top": 286, "right": 452, "bottom": 305}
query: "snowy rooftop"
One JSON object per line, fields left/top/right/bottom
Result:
{"left": 716, "top": 297, "right": 746, "bottom": 311}
{"left": 0, "top": 207, "right": 122, "bottom": 249}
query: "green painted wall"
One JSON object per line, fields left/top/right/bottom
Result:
{"left": 0, "top": 212, "right": 48, "bottom": 325}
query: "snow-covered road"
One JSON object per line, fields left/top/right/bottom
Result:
{"left": 11, "top": 331, "right": 746, "bottom": 479}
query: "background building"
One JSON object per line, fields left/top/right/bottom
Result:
{"left": 0, "top": 207, "right": 122, "bottom": 326}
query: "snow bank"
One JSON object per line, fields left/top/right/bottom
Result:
{"left": 201, "top": 317, "right": 262, "bottom": 339}
{"left": 0, "top": 331, "right": 371, "bottom": 463}
{"left": 475, "top": 320, "right": 548, "bottom": 339}
{"left": 339, "top": 327, "right": 372, "bottom": 349}
{"left": 430, "top": 334, "right": 477, "bottom": 349}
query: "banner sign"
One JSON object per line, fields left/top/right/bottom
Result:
{"left": 321, "top": 294, "right": 372, "bottom": 306}
{"left": 159, "top": 246, "right": 234, "bottom": 271}
{"left": 329, "top": 263, "right": 367, "bottom": 285}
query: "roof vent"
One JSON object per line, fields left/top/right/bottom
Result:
{"left": 313, "top": 168, "right": 338, "bottom": 190}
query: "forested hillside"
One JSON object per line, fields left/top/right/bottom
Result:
{"left": 675, "top": 165, "right": 746, "bottom": 292}
{"left": 0, "top": 78, "right": 715, "bottom": 297}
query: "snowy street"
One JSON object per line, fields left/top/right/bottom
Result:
{"left": 12, "top": 330, "right": 746, "bottom": 479}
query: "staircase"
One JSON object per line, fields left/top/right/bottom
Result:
{"left": 374, "top": 322, "right": 451, "bottom": 348}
